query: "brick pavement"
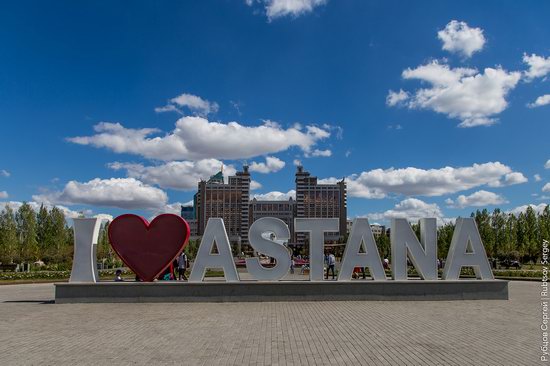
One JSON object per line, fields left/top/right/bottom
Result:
{"left": 0, "top": 281, "right": 540, "bottom": 365}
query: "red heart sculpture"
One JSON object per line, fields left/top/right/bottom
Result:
{"left": 108, "top": 214, "right": 190, "bottom": 282}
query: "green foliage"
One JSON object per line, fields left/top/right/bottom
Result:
{"left": 471, "top": 205, "right": 550, "bottom": 263}
{"left": 375, "top": 233, "right": 391, "bottom": 260}
{"left": 0, "top": 269, "right": 134, "bottom": 281}
{"left": 437, "top": 222, "right": 455, "bottom": 259}
{"left": 492, "top": 269, "right": 541, "bottom": 278}
{"left": 185, "top": 239, "right": 200, "bottom": 260}
{"left": 15, "top": 203, "right": 39, "bottom": 262}
{"left": 0, "top": 205, "right": 18, "bottom": 263}
{"left": 0, "top": 203, "right": 74, "bottom": 266}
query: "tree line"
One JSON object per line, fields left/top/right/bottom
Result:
{"left": 0, "top": 203, "right": 74, "bottom": 266}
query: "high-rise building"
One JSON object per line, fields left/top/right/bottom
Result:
{"left": 180, "top": 205, "right": 195, "bottom": 221}
{"left": 295, "top": 165, "right": 346, "bottom": 244}
{"left": 189, "top": 164, "right": 346, "bottom": 248}
{"left": 249, "top": 197, "right": 296, "bottom": 240}
{"left": 194, "top": 166, "right": 251, "bottom": 244}
{"left": 180, "top": 205, "right": 199, "bottom": 238}
{"left": 370, "top": 224, "right": 386, "bottom": 239}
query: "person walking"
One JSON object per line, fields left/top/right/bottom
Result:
{"left": 326, "top": 251, "right": 336, "bottom": 280}
{"left": 178, "top": 251, "right": 188, "bottom": 281}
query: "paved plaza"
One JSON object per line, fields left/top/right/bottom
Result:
{"left": 0, "top": 281, "right": 540, "bottom": 365}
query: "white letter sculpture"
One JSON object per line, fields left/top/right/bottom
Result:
{"left": 295, "top": 218, "right": 339, "bottom": 281}
{"left": 70, "top": 218, "right": 102, "bottom": 283}
{"left": 246, "top": 217, "right": 291, "bottom": 281}
{"left": 189, "top": 218, "right": 240, "bottom": 282}
{"left": 391, "top": 218, "right": 437, "bottom": 280}
{"left": 442, "top": 218, "right": 494, "bottom": 280}
{"left": 338, "top": 218, "right": 386, "bottom": 281}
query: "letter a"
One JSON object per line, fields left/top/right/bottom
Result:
{"left": 442, "top": 218, "right": 493, "bottom": 280}
{"left": 189, "top": 218, "right": 239, "bottom": 282}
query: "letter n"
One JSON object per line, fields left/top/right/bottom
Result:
{"left": 391, "top": 218, "right": 437, "bottom": 280}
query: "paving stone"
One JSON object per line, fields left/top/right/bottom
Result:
{"left": 0, "top": 281, "right": 540, "bottom": 365}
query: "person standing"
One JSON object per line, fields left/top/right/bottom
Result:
{"left": 326, "top": 252, "right": 336, "bottom": 280}
{"left": 178, "top": 251, "right": 188, "bottom": 281}
{"left": 114, "top": 269, "right": 123, "bottom": 282}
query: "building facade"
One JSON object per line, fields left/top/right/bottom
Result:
{"left": 180, "top": 206, "right": 195, "bottom": 221}
{"left": 187, "top": 165, "right": 347, "bottom": 248}
{"left": 194, "top": 166, "right": 251, "bottom": 244}
{"left": 295, "top": 165, "right": 347, "bottom": 244}
{"left": 249, "top": 198, "right": 296, "bottom": 241}
{"left": 370, "top": 224, "right": 386, "bottom": 239}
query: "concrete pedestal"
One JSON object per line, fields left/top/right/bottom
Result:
{"left": 55, "top": 280, "right": 508, "bottom": 303}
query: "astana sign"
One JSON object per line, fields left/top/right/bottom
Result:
{"left": 69, "top": 214, "right": 494, "bottom": 283}
{"left": 57, "top": 214, "right": 507, "bottom": 303}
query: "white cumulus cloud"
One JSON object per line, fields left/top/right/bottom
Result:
{"left": 250, "top": 180, "right": 263, "bottom": 190}
{"left": 32, "top": 178, "right": 169, "bottom": 211}
{"left": 545, "top": 160, "right": 550, "bottom": 169}
{"left": 445, "top": 190, "right": 507, "bottom": 208}
{"left": 0, "top": 170, "right": 10, "bottom": 177}
{"left": 366, "top": 198, "right": 449, "bottom": 224}
{"left": 508, "top": 203, "right": 549, "bottom": 216}
{"left": 0, "top": 201, "right": 92, "bottom": 220}
{"left": 437, "top": 20, "right": 486, "bottom": 58}
{"left": 0, "top": 191, "right": 8, "bottom": 199}
{"left": 543, "top": 183, "right": 550, "bottom": 193}
{"left": 527, "top": 94, "right": 550, "bottom": 108}
{"left": 523, "top": 53, "right": 550, "bottom": 81}
{"left": 68, "top": 118, "right": 331, "bottom": 161}
{"left": 392, "top": 60, "right": 521, "bottom": 127}
{"left": 108, "top": 159, "right": 235, "bottom": 191}
{"left": 252, "top": 190, "right": 296, "bottom": 201}
{"left": 249, "top": 156, "right": 286, "bottom": 173}
{"left": 260, "top": 0, "right": 327, "bottom": 20}
{"left": 534, "top": 174, "right": 542, "bottom": 182}
{"left": 386, "top": 89, "right": 409, "bottom": 106}
{"left": 306, "top": 149, "right": 332, "bottom": 157}
{"left": 320, "top": 162, "right": 527, "bottom": 199}
{"left": 155, "top": 93, "right": 219, "bottom": 116}
{"left": 488, "top": 172, "right": 528, "bottom": 187}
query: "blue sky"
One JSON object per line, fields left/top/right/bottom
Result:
{"left": 1, "top": 0, "right": 549, "bottom": 224}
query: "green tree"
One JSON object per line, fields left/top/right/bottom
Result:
{"left": 437, "top": 221, "right": 455, "bottom": 260}
{"left": 47, "top": 207, "right": 68, "bottom": 263}
{"left": 97, "top": 222, "right": 113, "bottom": 265}
{"left": 524, "top": 206, "right": 538, "bottom": 262}
{"left": 540, "top": 205, "right": 550, "bottom": 242}
{"left": 0, "top": 205, "right": 19, "bottom": 263}
{"left": 15, "top": 203, "right": 39, "bottom": 262}
{"left": 35, "top": 204, "right": 50, "bottom": 260}
{"left": 516, "top": 212, "right": 527, "bottom": 259}
{"left": 474, "top": 209, "right": 494, "bottom": 257}
{"left": 491, "top": 209, "right": 506, "bottom": 259}
{"left": 502, "top": 213, "right": 517, "bottom": 259}
{"left": 375, "top": 233, "right": 391, "bottom": 260}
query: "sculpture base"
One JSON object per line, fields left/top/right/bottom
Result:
{"left": 55, "top": 280, "right": 508, "bottom": 303}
